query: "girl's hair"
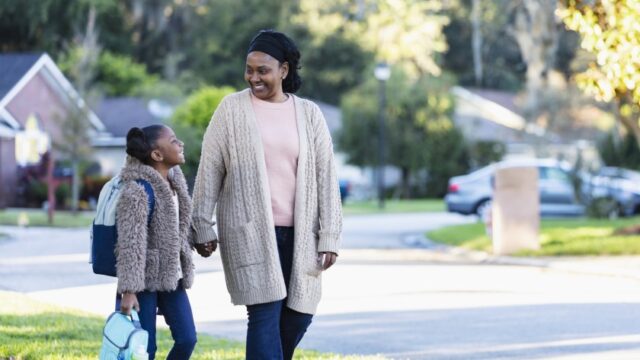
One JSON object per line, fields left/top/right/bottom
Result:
{"left": 125, "top": 125, "right": 166, "bottom": 164}
{"left": 250, "top": 29, "right": 302, "bottom": 93}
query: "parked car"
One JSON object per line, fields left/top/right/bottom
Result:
{"left": 584, "top": 166, "right": 640, "bottom": 217}
{"left": 445, "top": 159, "right": 585, "bottom": 218}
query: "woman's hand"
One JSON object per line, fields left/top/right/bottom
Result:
{"left": 195, "top": 241, "right": 217, "bottom": 258}
{"left": 120, "top": 292, "right": 139, "bottom": 315}
{"left": 318, "top": 252, "right": 338, "bottom": 270}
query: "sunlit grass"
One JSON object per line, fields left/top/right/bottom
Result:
{"left": 426, "top": 217, "right": 640, "bottom": 256}
{"left": 343, "top": 199, "right": 445, "bottom": 215}
{"left": 0, "top": 209, "right": 94, "bottom": 228}
{"left": 0, "top": 291, "right": 384, "bottom": 359}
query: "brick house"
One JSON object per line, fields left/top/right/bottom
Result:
{"left": 0, "top": 53, "right": 109, "bottom": 208}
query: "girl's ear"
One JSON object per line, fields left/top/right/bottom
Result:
{"left": 150, "top": 149, "right": 163, "bottom": 162}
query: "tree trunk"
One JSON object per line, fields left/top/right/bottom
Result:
{"left": 508, "top": 0, "right": 559, "bottom": 124}
{"left": 71, "top": 161, "right": 80, "bottom": 214}
{"left": 616, "top": 95, "right": 640, "bottom": 148}
{"left": 400, "top": 167, "right": 411, "bottom": 199}
{"left": 471, "top": 0, "right": 483, "bottom": 86}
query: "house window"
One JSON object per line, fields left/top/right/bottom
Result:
{"left": 15, "top": 114, "right": 49, "bottom": 166}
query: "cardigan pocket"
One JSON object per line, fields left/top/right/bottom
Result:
{"left": 225, "top": 221, "right": 265, "bottom": 269}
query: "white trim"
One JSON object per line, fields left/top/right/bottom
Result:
{"left": 39, "top": 55, "right": 106, "bottom": 132}
{"left": 452, "top": 86, "right": 526, "bottom": 131}
{"left": 0, "top": 53, "right": 107, "bottom": 132}
{"left": 91, "top": 136, "right": 126, "bottom": 147}
{"left": 0, "top": 107, "right": 19, "bottom": 130}
{"left": 0, "top": 123, "right": 15, "bottom": 138}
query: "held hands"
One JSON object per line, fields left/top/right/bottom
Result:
{"left": 195, "top": 240, "right": 217, "bottom": 258}
{"left": 120, "top": 292, "right": 139, "bottom": 315}
{"left": 318, "top": 252, "right": 338, "bottom": 271}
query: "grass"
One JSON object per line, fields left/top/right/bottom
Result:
{"left": 343, "top": 199, "right": 445, "bottom": 215}
{"left": 0, "top": 209, "right": 94, "bottom": 228}
{"left": 0, "top": 291, "right": 384, "bottom": 360}
{"left": 426, "top": 217, "right": 640, "bottom": 256}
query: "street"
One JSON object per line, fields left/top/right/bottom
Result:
{"left": 2, "top": 213, "right": 640, "bottom": 359}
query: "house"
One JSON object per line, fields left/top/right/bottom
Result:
{"left": 452, "top": 86, "right": 601, "bottom": 167}
{"left": 0, "top": 53, "right": 110, "bottom": 208}
{"left": 93, "top": 97, "right": 167, "bottom": 176}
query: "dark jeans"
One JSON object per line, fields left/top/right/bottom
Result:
{"left": 116, "top": 281, "right": 197, "bottom": 360}
{"left": 245, "top": 226, "right": 314, "bottom": 360}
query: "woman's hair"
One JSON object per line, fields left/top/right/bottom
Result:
{"left": 125, "top": 125, "right": 166, "bottom": 164}
{"left": 249, "top": 29, "right": 302, "bottom": 93}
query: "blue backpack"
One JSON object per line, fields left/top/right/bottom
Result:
{"left": 99, "top": 309, "right": 149, "bottom": 360}
{"left": 91, "top": 175, "right": 155, "bottom": 277}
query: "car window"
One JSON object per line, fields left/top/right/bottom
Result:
{"left": 540, "top": 167, "right": 571, "bottom": 182}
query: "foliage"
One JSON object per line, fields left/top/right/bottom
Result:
{"left": 292, "top": 0, "right": 450, "bottom": 78}
{"left": 427, "top": 217, "right": 640, "bottom": 256}
{"left": 559, "top": 0, "right": 640, "bottom": 143}
{"left": 170, "top": 86, "right": 236, "bottom": 181}
{"left": 58, "top": 50, "right": 158, "bottom": 97}
{"left": 339, "top": 68, "right": 469, "bottom": 198}
{"left": 443, "top": 0, "right": 526, "bottom": 90}
{"left": 598, "top": 132, "right": 640, "bottom": 170}
{"left": 468, "top": 141, "right": 506, "bottom": 169}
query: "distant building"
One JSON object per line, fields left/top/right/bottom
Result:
{"left": 0, "top": 53, "right": 110, "bottom": 207}
{"left": 93, "top": 97, "right": 167, "bottom": 176}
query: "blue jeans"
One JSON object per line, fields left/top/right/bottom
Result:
{"left": 245, "top": 226, "right": 314, "bottom": 360}
{"left": 116, "top": 281, "right": 197, "bottom": 360}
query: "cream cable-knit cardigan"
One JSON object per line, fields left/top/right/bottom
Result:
{"left": 191, "top": 89, "right": 342, "bottom": 314}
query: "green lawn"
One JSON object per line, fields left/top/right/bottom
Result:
{"left": 0, "top": 209, "right": 94, "bottom": 228}
{"left": 0, "top": 291, "right": 383, "bottom": 360}
{"left": 427, "top": 217, "right": 640, "bottom": 256}
{"left": 343, "top": 199, "right": 445, "bottom": 215}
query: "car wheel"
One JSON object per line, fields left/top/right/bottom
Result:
{"left": 475, "top": 200, "right": 492, "bottom": 221}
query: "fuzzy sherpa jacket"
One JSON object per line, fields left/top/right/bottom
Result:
{"left": 116, "top": 156, "right": 194, "bottom": 294}
{"left": 191, "top": 88, "right": 343, "bottom": 315}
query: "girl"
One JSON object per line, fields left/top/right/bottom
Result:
{"left": 116, "top": 125, "right": 211, "bottom": 359}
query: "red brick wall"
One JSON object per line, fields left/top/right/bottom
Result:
{"left": 6, "top": 71, "right": 70, "bottom": 142}
{"left": 0, "top": 138, "right": 17, "bottom": 208}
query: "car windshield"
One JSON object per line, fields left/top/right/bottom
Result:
{"left": 466, "top": 164, "right": 496, "bottom": 180}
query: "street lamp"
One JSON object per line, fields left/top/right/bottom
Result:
{"left": 374, "top": 62, "right": 390, "bottom": 209}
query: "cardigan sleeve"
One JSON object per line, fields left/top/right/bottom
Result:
{"left": 191, "top": 99, "right": 228, "bottom": 245}
{"left": 311, "top": 102, "right": 343, "bottom": 254}
{"left": 115, "top": 182, "right": 149, "bottom": 294}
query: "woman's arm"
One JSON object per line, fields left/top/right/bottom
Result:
{"left": 115, "top": 182, "right": 149, "bottom": 294}
{"left": 311, "top": 103, "right": 343, "bottom": 255}
{"left": 191, "top": 100, "right": 229, "bottom": 245}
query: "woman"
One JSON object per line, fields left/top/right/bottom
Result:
{"left": 191, "top": 29, "right": 343, "bottom": 359}
{"left": 116, "top": 125, "right": 205, "bottom": 359}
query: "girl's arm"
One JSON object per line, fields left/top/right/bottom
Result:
{"left": 115, "top": 182, "right": 149, "bottom": 294}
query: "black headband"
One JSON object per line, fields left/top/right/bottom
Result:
{"left": 247, "top": 33, "right": 286, "bottom": 63}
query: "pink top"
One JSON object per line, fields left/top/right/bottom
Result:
{"left": 251, "top": 93, "right": 299, "bottom": 226}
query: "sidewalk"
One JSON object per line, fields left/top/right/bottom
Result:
{"left": 339, "top": 247, "right": 640, "bottom": 281}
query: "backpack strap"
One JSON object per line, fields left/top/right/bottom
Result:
{"left": 135, "top": 179, "right": 155, "bottom": 225}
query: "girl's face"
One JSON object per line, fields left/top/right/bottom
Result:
{"left": 151, "top": 126, "right": 185, "bottom": 166}
{"left": 245, "top": 51, "right": 288, "bottom": 102}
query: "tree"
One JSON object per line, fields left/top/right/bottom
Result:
{"left": 53, "top": 6, "right": 100, "bottom": 213}
{"left": 292, "top": 0, "right": 450, "bottom": 77}
{"left": 507, "top": 0, "right": 560, "bottom": 124}
{"left": 169, "top": 86, "right": 236, "bottom": 181}
{"left": 559, "top": 0, "right": 640, "bottom": 146}
{"left": 339, "top": 69, "right": 469, "bottom": 198}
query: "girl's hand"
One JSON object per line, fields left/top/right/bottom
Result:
{"left": 318, "top": 252, "right": 338, "bottom": 270}
{"left": 120, "top": 292, "right": 140, "bottom": 315}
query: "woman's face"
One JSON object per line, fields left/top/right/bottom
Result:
{"left": 152, "top": 126, "right": 185, "bottom": 166}
{"left": 245, "top": 51, "right": 288, "bottom": 102}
